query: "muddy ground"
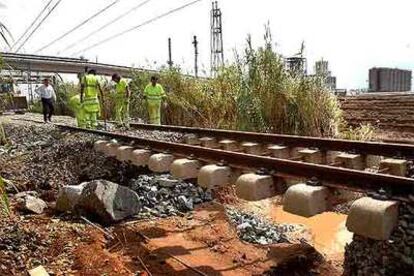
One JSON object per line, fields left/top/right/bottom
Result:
{"left": 0, "top": 114, "right": 346, "bottom": 275}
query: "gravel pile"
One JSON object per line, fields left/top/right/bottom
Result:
{"left": 226, "top": 208, "right": 299, "bottom": 245}
{"left": 344, "top": 200, "right": 414, "bottom": 276}
{"left": 0, "top": 122, "right": 131, "bottom": 193}
{"left": 129, "top": 174, "right": 213, "bottom": 218}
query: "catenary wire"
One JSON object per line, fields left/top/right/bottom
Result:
{"left": 15, "top": 0, "right": 63, "bottom": 53}
{"left": 58, "top": 0, "right": 153, "bottom": 55}
{"left": 71, "top": 0, "right": 203, "bottom": 56}
{"left": 35, "top": 0, "right": 121, "bottom": 54}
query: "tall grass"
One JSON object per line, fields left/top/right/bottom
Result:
{"left": 127, "top": 28, "right": 341, "bottom": 137}
{"left": 0, "top": 175, "right": 10, "bottom": 217}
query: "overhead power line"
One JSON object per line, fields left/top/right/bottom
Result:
{"left": 15, "top": 0, "right": 63, "bottom": 53}
{"left": 71, "top": 0, "right": 203, "bottom": 57}
{"left": 35, "top": 0, "right": 121, "bottom": 54}
{"left": 59, "top": 0, "right": 153, "bottom": 55}
{"left": 12, "top": 0, "right": 54, "bottom": 50}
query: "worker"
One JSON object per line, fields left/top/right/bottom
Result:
{"left": 144, "top": 76, "right": 166, "bottom": 125}
{"left": 68, "top": 94, "right": 86, "bottom": 128}
{"left": 35, "top": 78, "right": 56, "bottom": 123}
{"left": 80, "top": 69, "right": 104, "bottom": 129}
{"left": 111, "top": 73, "right": 131, "bottom": 127}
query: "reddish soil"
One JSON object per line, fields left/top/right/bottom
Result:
{"left": 1, "top": 201, "right": 342, "bottom": 275}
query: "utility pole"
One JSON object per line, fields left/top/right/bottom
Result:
{"left": 167, "top": 37, "right": 173, "bottom": 69}
{"left": 192, "top": 35, "right": 199, "bottom": 78}
{"left": 210, "top": 1, "right": 224, "bottom": 77}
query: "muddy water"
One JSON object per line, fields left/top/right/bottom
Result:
{"left": 270, "top": 206, "right": 353, "bottom": 255}
{"left": 242, "top": 199, "right": 353, "bottom": 256}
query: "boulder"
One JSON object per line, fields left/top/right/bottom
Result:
{"left": 75, "top": 180, "right": 141, "bottom": 224}
{"left": 17, "top": 195, "right": 47, "bottom": 214}
{"left": 55, "top": 183, "right": 88, "bottom": 212}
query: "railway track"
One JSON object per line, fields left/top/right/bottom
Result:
{"left": 126, "top": 122, "right": 414, "bottom": 159}
{"left": 12, "top": 118, "right": 414, "bottom": 240}
{"left": 44, "top": 122, "right": 412, "bottom": 197}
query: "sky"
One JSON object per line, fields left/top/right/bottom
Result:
{"left": 1, "top": 0, "right": 414, "bottom": 89}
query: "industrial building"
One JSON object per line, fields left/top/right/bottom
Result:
{"left": 369, "top": 68, "right": 411, "bottom": 92}
{"left": 314, "top": 60, "right": 337, "bottom": 91}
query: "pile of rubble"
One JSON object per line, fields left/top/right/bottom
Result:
{"left": 129, "top": 174, "right": 213, "bottom": 219}
{"left": 226, "top": 208, "right": 299, "bottom": 245}
{"left": 344, "top": 200, "right": 414, "bottom": 275}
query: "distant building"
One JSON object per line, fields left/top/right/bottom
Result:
{"left": 369, "top": 68, "right": 411, "bottom": 92}
{"left": 286, "top": 56, "right": 307, "bottom": 76}
{"left": 312, "top": 59, "right": 337, "bottom": 91}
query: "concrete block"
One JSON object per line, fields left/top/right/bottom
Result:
{"left": 283, "top": 183, "right": 330, "bottom": 217}
{"left": 241, "top": 142, "right": 262, "bottom": 155}
{"left": 268, "top": 145, "right": 290, "bottom": 159}
{"left": 197, "top": 164, "right": 232, "bottom": 189}
{"left": 148, "top": 153, "right": 175, "bottom": 173}
{"left": 104, "top": 142, "right": 120, "bottom": 157}
{"left": 94, "top": 140, "right": 108, "bottom": 153}
{"left": 335, "top": 153, "right": 364, "bottom": 170}
{"left": 183, "top": 134, "right": 200, "bottom": 145}
{"left": 326, "top": 151, "right": 341, "bottom": 165}
{"left": 199, "top": 137, "right": 218, "bottom": 148}
{"left": 346, "top": 197, "right": 399, "bottom": 240}
{"left": 290, "top": 147, "right": 306, "bottom": 159}
{"left": 129, "top": 149, "right": 151, "bottom": 167}
{"left": 170, "top": 158, "right": 201, "bottom": 179}
{"left": 235, "top": 173, "right": 276, "bottom": 201}
{"left": 219, "top": 139, "right": 239, "bottom": 151}
{"left": 379, "top": 158, "right": 407, "bottom": 176}
{"left": 299, "top": 148, "right": 323, "bottom": 164}
{"left": 116, "top": 146, "right": 134, "bottom": 162}
{"left": 366, "top": 155, "right": 383, "bottom": 168}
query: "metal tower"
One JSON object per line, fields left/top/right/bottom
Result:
{"left": 210, "top": 1, "right": 224, "bottom": 76}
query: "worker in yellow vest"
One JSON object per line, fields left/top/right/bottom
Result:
{"left": 144, "top": 76, "right": 166, "bottom": 125}
{"left": 111, "top": 73, "right": 130, "bottom": 127}
{"left": 80, "top": 69, "right": 104, "bottom": 129}
{"left": 68, "top": 94, "right": 86, "bottom": 128}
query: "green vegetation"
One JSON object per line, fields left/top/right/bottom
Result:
{"left": 32, "top": 28, "right": 347, "bottom": 138}
{"left": 0, "top": 175, "right": 10, "bottom": 217}
{"left": 127, "top": 29, "right": 341, "bottom": 137}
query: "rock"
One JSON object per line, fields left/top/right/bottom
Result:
{"left": 15, "top": 191, "right": 38, "bottom": 199}
{"left": 177, "top": 195, "right": 194, "bottom": 211}
{"left": 28, "top": 266, "right": 49, "bottom": 276}
{"left": 75, "top": 180, "right": 141, "bottom": 224}
{"left": 55, "top": 183, "right": 88, "bottom": 212}
{"left": 158, "top": 177, "right": 179, "bottom": 188}
{"left": 17, "top": 195, "right": 47, "bottom": 214}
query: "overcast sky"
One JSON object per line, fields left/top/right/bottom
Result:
{"left": 1, "top": 0, "right": 414, "bottom": 89}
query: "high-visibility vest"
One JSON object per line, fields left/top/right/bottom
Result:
{"left": 115, "top": 78, "right": 128, "bottom": 95}
{"left": 82, "top": 74, "right": 99, "bottom": 100}
{"left": 144, "top": 83, "right": 165, "bottom": 101}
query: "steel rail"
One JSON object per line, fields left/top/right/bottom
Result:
{"left": 128, "top": 123, "right": 414, "bottom": 159}
{"left": 54, "top": 123, "right": 414, "bottom": 196}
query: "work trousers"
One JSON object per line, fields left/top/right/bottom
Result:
{"left": 147, "top": 100, "right": 161, "bottom": 125}
{"left": 84, "top": 111, "right": 98, "bottom": 129}
{"left": 115, "top": 97, "right": 129, "bottom": 126}
{"left": 41, "top": 98, "right": 54, "bottom": 122}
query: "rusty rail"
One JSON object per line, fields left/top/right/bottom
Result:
{"left": 127, "top": 123, "right": 414, "bottom": 159}
{"left": 55, "top": 123, "right": 414, "bottom": 197}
